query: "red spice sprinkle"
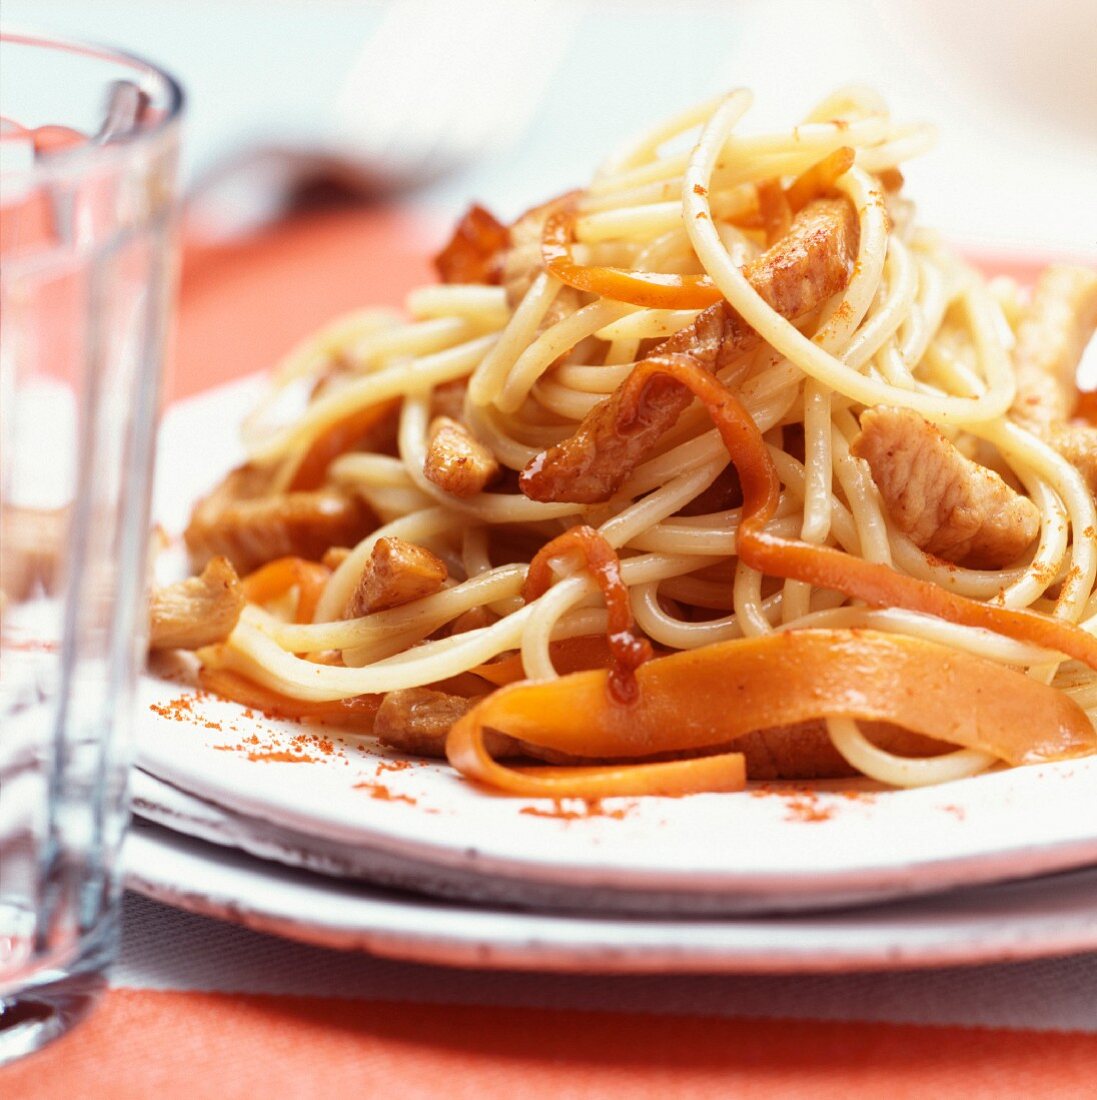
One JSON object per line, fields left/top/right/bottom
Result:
{"left": 519, "top": 798, "right": 634, "bottom": 822}
{"left": 246, "top": 750, "right": 313, "bottom": 764}
{"left": 782, "top": 795, "right": 834, "bottom": 823}
{"left": 213, "top": 744, "right": 314, "bottom": 764}
{"left": 152, "top": 688, "right": 359, "bottom": 766}
{"left": 8, "top": 638, "right": 60, "bottom": 653}
{"left": 750, "top": 783, "right": 842, "bottom": 822}
{"left": 354, "top": 782, "right": 416, "bottom": 805}
{"left": 942, "top": 803, "right": 966, "bottom": 821}
{"left": 376, "top": 759, "right": 416, "bottom": 774}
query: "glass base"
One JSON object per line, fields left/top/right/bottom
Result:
{"left": 0, "top": 912, "right": 117, "bottom": 1067}
{"left": 0, "top": 968, "right": 106, "bottom": 1066}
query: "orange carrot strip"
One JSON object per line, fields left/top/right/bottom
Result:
{"left": 445, "top": 629, "right": 1094, "bottom": 797}
{"left": 756, "top": 179, "right": 792, "bottom": 246}
{"left": 472, "top": 635, "right": 617, "bottom": 687}
{"left": 785, "top": 146, "right": 855, "bottom": 212}
{"left": 1076, "top": 390, "right": 1097, "bottom": 425}
{"left": 542, "top": 201, "right": 725, "bottom": 310}
{"left": 523, "top": 526, "right": 653, "bottom": 703}
{"left": 288, "top": 398, "right": 401, "bottom": 492}
{"left": 200, "top": 667, "right": 381, "bottom": 728}
{"left": 242, "top": 557, "right": 331, "bottom": 624}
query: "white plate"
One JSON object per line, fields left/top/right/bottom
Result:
{"left": 136, "top": 379, "right": 1097, "bottom": 916}
{"left": 122, "top": 816, "right": 1097, "bottom": 973}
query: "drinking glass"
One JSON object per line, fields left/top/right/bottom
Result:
{"left": 0, "top": 29, "right": 183, "bottom": 1062}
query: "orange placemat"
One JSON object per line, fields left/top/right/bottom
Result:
{"left": 8, "top": 989, "right": 1095, "bottom": 1099}
{"left": 167, "top": 206, "right": 438, "bottom": 402}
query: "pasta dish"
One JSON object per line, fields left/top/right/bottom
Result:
{"left": 149, "top": 87, "right": 1097, "bottom": 798}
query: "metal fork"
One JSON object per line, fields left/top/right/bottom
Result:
{"left": 187, "top": 0, "right": 579, "bottom": 240}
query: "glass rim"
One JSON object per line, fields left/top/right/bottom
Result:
{"left": 0, "top": 25, "right": 185, "bottom": 185}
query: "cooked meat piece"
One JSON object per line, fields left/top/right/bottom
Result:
{"left": 374, "top": 687, "right": 523, "bottom": 759}
{"left": 851, "top": 406, "right": 1040, "bottom": 568}
{"left": 733, "top": 720, "right": 947, "bottom": 780}
{"left": 520, "top": 198, "right": 859, "bottom": 504}
{"left": 149, "top": 557, "right": 244, "bottom": 651}
{"left": 433, "top": 204, "right": 509, "bottom": 285}
{"left": 373, "top": 687, "right": 601, "bottom": 764}
{"left": 1045, "top": 422, "right": 1097, "bottom": 494}
{"left": 423, "top": 416, "right": 501, "bottom": 499}
{"left": 431, "top": 378, "right": 468, "bottom": 423}
{"left": 345, "top": 536, "right": 448, "bottom": 618}
{"left": 0, "top": 505, "right": 66, "bottom": 604}
{"left": 1009, "top": 265, "right": 1097, "bottom": 493}
{"left": 674, "top": 465, "right": 743, "bottom": 516}
{"left": 502, "top": 198, "right": 554, "bottom": 306}
{"left": 1011, "top": 265, "right": 1097, "bottom": 426}
{"left": 185, "top": 464, "right": 375, "bottom": 574}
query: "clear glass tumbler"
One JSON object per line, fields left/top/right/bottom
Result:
{"left": 0, "top": 30, "right": 183, "bottom": 1062}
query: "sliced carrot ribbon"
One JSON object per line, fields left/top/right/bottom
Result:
{"left": 542, "top": 200, "right": 725, "bottom": 310}
{"left": 523, "top": 526, "right": 653, "bottom": 703}
{"left": 445, "top": 629, "right": 1094, "bottom": 797}
{"left": 472, "top": 635, "right": 616, "bottom": 687}
{"left": 1076, "top": 390, "right": 1097, "bottom": 426}
{"left": 242, "top": 557, "right": 331, "bottom": 624}
{"left": 288, "top": 398, "right": 401, "bottom": 491}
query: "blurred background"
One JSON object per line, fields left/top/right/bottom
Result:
{"left": 9, "top": 0, "right": 1094, "bottom": 252}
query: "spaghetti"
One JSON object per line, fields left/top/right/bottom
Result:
{"left": 176, "top": 87, "right": 1097, "bottom": 795}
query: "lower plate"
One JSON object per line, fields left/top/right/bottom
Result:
{"left": 122, "top": 813, "right": 1097, "bottom": 974}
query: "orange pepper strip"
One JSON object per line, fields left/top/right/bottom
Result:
{"left": 542, "top": 200, "right": 725, "bottom": 310}
{"left": 1076, "top": 390, "right": 1097, "bottom": 426}
{"left": 472, "top": 635, "right": 617, "bottom": 687}
{"left": 288, "top": 398, "right": 401, "bottom": 492}
{"left": 624, "top": 356, "right": 1097, "bottom": 670}
{"left": 785, "top": 146, "right": 855, "bottom": 212}
{"left": 242, "top": 557, "right": 331, "bottom": 624}
{"left": 523, "top": 526, "right": 653, "bottom": 703}
{"left": 199, "top": 667, "right": 381, "bottom": 728}
{"left": 756, "top": 179, "right": 792, "bottom": 246}
{"left": 445, "top": 629, "right": 1094, "bottom": 797}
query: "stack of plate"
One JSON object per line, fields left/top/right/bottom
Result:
{"left": 126, "top": 377, "right": 1097, "bottom": 973}
{"left": 128, "top": 675, "right": 1097, "bottom": 973}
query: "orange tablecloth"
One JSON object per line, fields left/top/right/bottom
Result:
{"left": 6, "top": 208, "right": 1095, "bottom": 1097}
{"left": 14, "top": 988, "right": 1097, "bottom": 1099}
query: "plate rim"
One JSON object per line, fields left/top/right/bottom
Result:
{"left": 123, "top": 819, "right": 1097, "bottom": 974}
{"left": 140, "top": 372, "right": 1097, "bottom": 915}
